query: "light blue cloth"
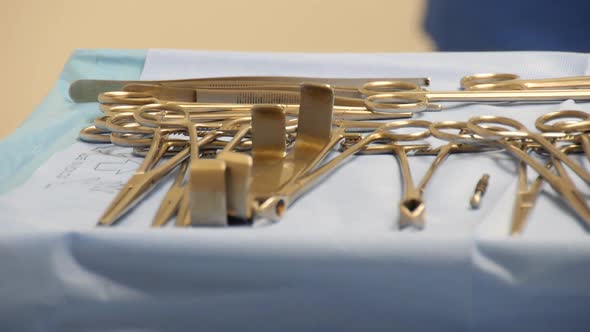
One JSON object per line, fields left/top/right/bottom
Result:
{"left": 0, "top": 49, "right": 146, "bottom": 193}
{"left": 1, "top": 49, "right": 589, "bottom": 332}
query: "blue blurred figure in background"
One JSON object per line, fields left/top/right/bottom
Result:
{"left": 425, "top": 0, "right": 590, "bottom": 52}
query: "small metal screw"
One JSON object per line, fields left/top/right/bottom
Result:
{"left": 470, "top": 174, "right": 490, "bottom": 209}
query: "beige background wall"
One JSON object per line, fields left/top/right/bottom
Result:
{"left": 0, "top": 0, "right": 432, "bottom": 138}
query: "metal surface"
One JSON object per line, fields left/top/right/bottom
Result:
{"left": 249, "top": 104, "right": 289, "bottom": 203}
{"left": 218, "top": 151, "right": 253, "bottom": 223}
{"left": 250, "top": 83, "right": 336, "bottom": 220}
{"left": 189, "top": 159, "right": 228, "bottom": 226}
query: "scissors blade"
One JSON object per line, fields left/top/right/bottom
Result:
{"left": 510, "top": 177, "right": 544, "bottom": 235}
{"left": 98, "top": 146, "right": 190, "bottom": 226}
{"left": 175, "top": 187, "right": 191, "bottom": 227}
{"left": 97, "top": 173, "right": 154, "bottom": 226}
{"left": 151, "top": 183, "right": 185, "bottom": 227}
{"left": 551, "top": 157, "right": 590, "bottom": 226}
{"left": 152, "top": 161, "right": 189, "bottom": 227}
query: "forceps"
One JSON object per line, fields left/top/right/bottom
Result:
{"left": 69, "top": 76, "right": 431, "bottom": 103}
{"left": 344, "top": 121, "right": 497, "bottom": 228}
{"left": 256, "top": 120, "right": 433, "bottom": 225}
{"left": 79, "top": 110, "right": 232, "bottom": 149}
{"left": 467, "top": 115, "right": 590, "bottom": 184}
{"left": 98, "top": 83, "right": 431, "bottom": 117}
{"left": 79, "top": 114, "right": 157, "bottom": 147}
{"left": 151, "top": 128, "right": 256, "bottom": 227}
{"left": 98, "top": 129, "right": 192, "bottom": 225}
{"left": 138, "top": 104, "right": 256, "bottom": 226}
{"left": 98, "top": 111, "right": 249, "bottom": 225}
{"left": 364, "top": 88, "right": 590, "bottom": 113}
{"left": 510, "top": 143, "right": 583, "bottom": 235}
{"left": 79, "top": 110, "right": 156, "bottom": 146}
{"left": 467, "top": 115, "right": 590, "bottom": 226}
{"left": 461, "top": 73, "right": 590, "bottom": 91}
{"left": 121, "top": 80, "right": 426, "bottom": 100}
{"left": 535, "top": 110, "right": 590, "bottom": 159}
{"left": 99, "top": 90, "right": 415, "bottom": 121}
{"left": 341, "top": 120, "right": 432, "bottom": 228}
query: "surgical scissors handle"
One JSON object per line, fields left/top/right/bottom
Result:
{"left": 461, "top": 73, "right": 590, "bottom": 91}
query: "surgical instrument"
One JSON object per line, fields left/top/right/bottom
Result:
{"left": 70, "top": 76, "right": 431, "bottom": 102}
{"left": 467, "top": 115, "right": 590, "bottom": 227}
{"left": 469, "top": 174, "right": 490, "bottom": 209}
{"left": 468, "top": 115, "right": 590, "bottom": 184}
{"left": 535, "top": 109, "right": 590, "bottom": 159}
{"left": 98, "top": 112, "right": 251, "bottom": 225}
{"left": 461, "top": 73, "right": 590, "bottom": 91}
{"left": 256, "top": 120, "right": 433, "bottom": 225}
{"left": 152, "top": 160, "right": 189, "bottom": 227}
{"left": 364, "top": 89, "right": 590, "bottom": 113}
{"left": 343, "top": 120, "right": 499, "bottom": 227}
{"left": 97, "top": 86, "right": 423, "bottom": 119}
{"left": 510, "top": 144, "right": 583, "bottom": 235}
{"left": 98, "top": 129, "right": 192, "bottom": 225}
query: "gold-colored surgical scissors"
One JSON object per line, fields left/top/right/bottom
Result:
{"left": 461, "top": 73, "right": 590, "bottom": 91}
{"left": 467, "top": 115, "right": 590, "bottom": 227}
